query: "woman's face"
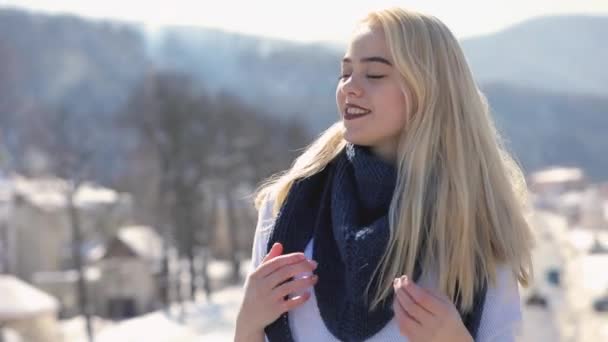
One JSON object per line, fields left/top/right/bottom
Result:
{"left": 336, "top": 24, "right": 409, "bottom": 160}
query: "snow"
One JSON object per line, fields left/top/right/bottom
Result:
{"left": 95, "top": 312, "right": 201, "bottom": 341}
{"left": 0, "top": 275, "right": 59, "bottom": 320}
{"left": 105, "top": 225, "right": 163, "bottom": 260}
{"left": 189, "top": 285, "right": 245, "bottom": 340}
{"left": 58, "top": 285, "right": 246, "bottom": 341}
{"left": 59, "top": 260, "right": 251, "bottom": 341}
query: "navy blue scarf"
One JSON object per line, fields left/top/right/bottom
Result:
{"left": 265, "top": 143, "right": 486, "bottom": 342}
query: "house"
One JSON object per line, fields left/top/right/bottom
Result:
{"left": 93, "top": 225, "right": 163, "bottom": 319}
{"left": 528, "top": 166, "right": 587, "bottom": 195}
{"left": 579, "top": 187, "right": 607, "bottom": 230}
{"left": 1, "top": 174, "right": 132, "bottom": 281}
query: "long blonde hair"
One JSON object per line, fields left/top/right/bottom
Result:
{"left": 255, "top": 7, "right": 534, "bottom": 313}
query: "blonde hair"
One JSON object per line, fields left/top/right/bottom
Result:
{"left": 255, "top": 7, "right": 534, "bottom": 313}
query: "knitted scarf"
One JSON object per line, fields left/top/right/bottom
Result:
{"left": 265, "top": 143, "right": 486, "bottom": 342}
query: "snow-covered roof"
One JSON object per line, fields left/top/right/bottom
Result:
{"left": 530, "top": 167, "right": 584, "bottom": 184}
{"left": 103, "top": 225, "right": 163, "bottom": 261}
{"left": 9, "top": 174, "right": 123, "bottom": 212}
{"left": 0, "top": 275, "right": 59, "bottom": 320}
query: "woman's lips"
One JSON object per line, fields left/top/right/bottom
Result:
{"left": 344, "top": 111, "right": 371, "bottom": 120}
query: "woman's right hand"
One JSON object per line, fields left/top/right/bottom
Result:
{"left": 236, "top": 242, "right": 318, "bottom": 336}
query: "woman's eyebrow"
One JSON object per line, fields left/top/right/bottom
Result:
{"left": 341, "top": 56, "right": 393, "bottom": 66}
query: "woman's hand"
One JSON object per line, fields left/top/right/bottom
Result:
{"left": 392, "top": 276, "right": 473, "bottom": 342}
{"left": 236, "top": 242, "right": 318, "bottom": 339}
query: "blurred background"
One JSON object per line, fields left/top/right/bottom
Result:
{"left": 0, "top": 1, "right": 607, "bottom": 341}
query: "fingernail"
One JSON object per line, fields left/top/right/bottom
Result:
{"left": 394, "top": 277, "right": 401, "bottom": 288}
{"left": 401, "top": 275, "right": 408, "bottom": 285}
{"left": 310, "top": 260, "right": 318, "bottom": 268}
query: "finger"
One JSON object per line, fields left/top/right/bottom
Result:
{"left": 401, "top": 276, "right": 445, "bottom": 315}
{"left": 266, "top": 259, "right": 318, "bottom": 288}
{"left": 280, "top": 291, "right": 311, "bottom": 313}
{"left": 273, "top": 275, "right": 318, "bottom": 299}
{"left": 425, "top": 287, "right": 452, "bottom": 304}
{"left": 393, "top": 296, "right": 422, "bottom": 338}
{"left": 258, "top": 252, "right": 308, "bottom": 278}
{"left": 262, "top": 242, "right": 283, "bottom": 263}
{"left": 394, "top": 278, "right": 434, "bottom": 324}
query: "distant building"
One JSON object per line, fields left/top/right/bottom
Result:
{"left": 0, "top": 174, "right": 132, "bottom": 281}
{"left": 529, "top": 166, "right": 587, "bottom": 196}
{"left": 92, "top": 225, "right": 163, "bottom": 319}
{"left": 0, "top": 275, "right": 60, "bottom": 342}
{"left": 579, "top": 187, "right": 607, "bottom": 230}
{"left": 529, "top": 167, "right": 608, "bottom": 230}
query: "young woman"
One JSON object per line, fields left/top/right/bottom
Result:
{"left": 236, "top": 7, "right": 534, "bottom": 342}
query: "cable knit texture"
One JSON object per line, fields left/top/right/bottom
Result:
{"left": 263, "top": 143, "right": 487, "bottom": 342}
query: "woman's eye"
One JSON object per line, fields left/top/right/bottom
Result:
{"left": 339, "top": 74, "right": 386, "bottom": 80}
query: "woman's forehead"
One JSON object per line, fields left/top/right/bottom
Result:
{"left": 344, "top": 25, "right": 389, "bottom": 61}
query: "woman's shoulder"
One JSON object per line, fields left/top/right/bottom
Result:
{"left": 250, "top": 192, "right": 278, "bottom": 269}
{"left": 258, "top": 191, "right": 277, "bottom": 224}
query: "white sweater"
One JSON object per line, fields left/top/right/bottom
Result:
{"left": 250, "top": 196, "right": 523, "bottom": 341}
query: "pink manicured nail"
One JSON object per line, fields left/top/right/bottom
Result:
{"left": 309, "top": 260, "right": 318, "bottom": 268}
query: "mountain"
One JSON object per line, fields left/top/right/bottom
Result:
{"left": 483, "top": 83, "right": 608, "bottom": 179}
{"left": 0, "top": 8, "right": 149, "bottom": 114}
{"left": 147, "top": 25, "right": 342, "bottom": 130}
{"left": 0, "top": 7, "right": 607, "bottom": 180}
{"left": 147, "top": 14, "right": 608, "bottom": 131}
{"left": 0, "top": 8, "right": 150, "bottom": 182}
{"left": 462, "top": 15, "right": 608, "bottom": 96}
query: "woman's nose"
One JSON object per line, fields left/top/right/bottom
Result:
{"left": 342, "top": 76, "right": 364, "bottom": 97}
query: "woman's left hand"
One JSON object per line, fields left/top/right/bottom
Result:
{"left": 392, "top": 275, "right": 473, "bottom": 342}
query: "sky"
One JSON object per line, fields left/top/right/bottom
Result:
{"left": 1, "top": 0, "right": 608, "bottom": 43}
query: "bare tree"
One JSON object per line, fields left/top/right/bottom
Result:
{"left": 42, "top": 107, "right": 98, "bottom": 342}
{"left": 125, "top": 71, "right": 219, "bottom": 303}
{"left": 209, "top": 92, "right": 311, "bottom": 283}
{"left": 125, "top": 71, "right": 312, "bottom": 304}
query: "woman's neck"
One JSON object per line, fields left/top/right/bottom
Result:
{"left": 370, "top": 139, "right": 399, "bottom": 165}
